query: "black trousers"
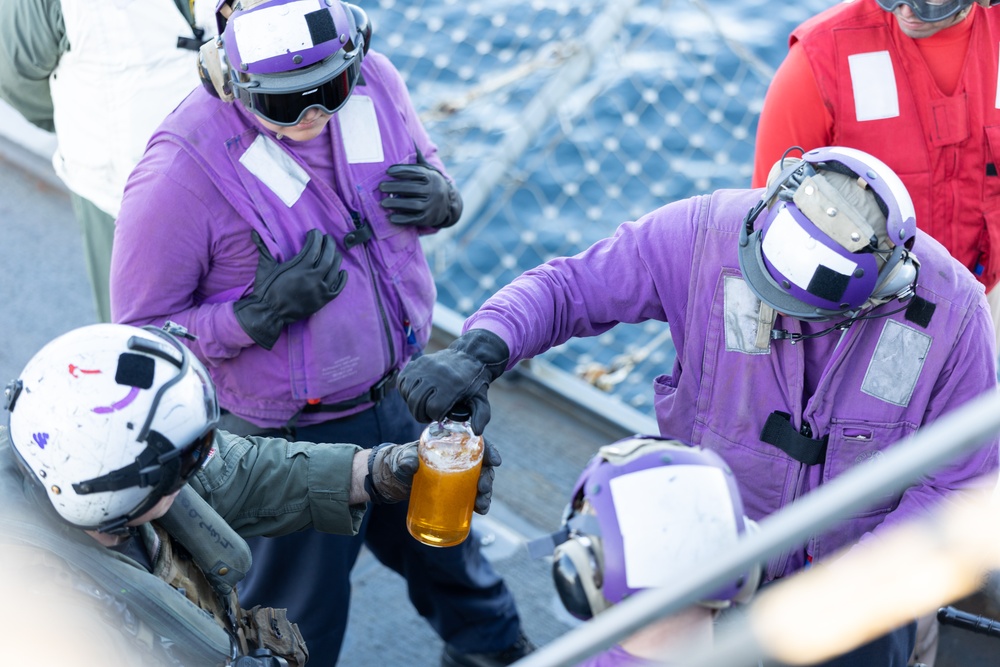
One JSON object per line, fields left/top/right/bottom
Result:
{"left": 811, "top": 622, "right": 916, "bottom": 667}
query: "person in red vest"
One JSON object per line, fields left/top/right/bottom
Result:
{"left": 752, "top": 0, "right": 1000, "bottom": 351}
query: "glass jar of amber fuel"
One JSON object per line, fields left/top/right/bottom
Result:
{"left": 405, "top": 407, "right": 484, "bottom": 547}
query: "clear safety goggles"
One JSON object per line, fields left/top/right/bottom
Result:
{"left": 233, "top": 54, "right": 362, "bottom": 126}
{"left": 875, "top": 0, "right": 986, "bottom": 22}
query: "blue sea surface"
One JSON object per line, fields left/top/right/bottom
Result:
{"left": 367, "top": 0, "right": 838, "bottom": 415}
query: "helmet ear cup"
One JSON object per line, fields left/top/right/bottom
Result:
{"left": 730, "top": 518, "right": 762, "bottom": 606}
{"left": 552, "top": 536, "right": 610, "bottom": 621}
{"left": 198, "top": 38, "right": 233, "bottom": 102}
{"left": 871, "top": 253, "right": 918, "bottom": 302}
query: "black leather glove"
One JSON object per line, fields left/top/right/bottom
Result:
{"left": 364, "top": 440, "right": 502, "bottom": 515}
{"left": 474, "top": 440, "right": 502, "bottom": 515}
{"left": 234, "top": 229, "right": 347, "bottom": 350}
{"left": 378, "top": 148, "right": 463, "bottom": 229}
{"left": 365, "top": 441, "right": 419, "bottom": 504}
{"left": 398, "top": 329, "right": 510, "bottom": 435}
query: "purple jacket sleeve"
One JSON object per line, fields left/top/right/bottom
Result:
{"left": 464, "top": 196, "right": 704, "bottom": 369}
{"left": 110, "top": 143, "right": 256, "bottom": 365}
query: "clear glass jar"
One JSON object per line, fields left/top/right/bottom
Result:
{"left": 405, "top": 409, "right": 484, "bottom": 547}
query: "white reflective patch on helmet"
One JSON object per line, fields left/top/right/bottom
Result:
{"left": 761, "top": 206, "right": 858, "bottom": 290}
{"left": 609, "top": 465, "right": 738, "bottom": 591}
{"left": 234, "top": 0, "right": 319, "bottom": 64}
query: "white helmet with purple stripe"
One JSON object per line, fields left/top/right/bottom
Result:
{"left": 738, "top": 146, "right": 919, "bottom": 322}
{"left": 4, "top": 324, "right": 219, "bottom": 534}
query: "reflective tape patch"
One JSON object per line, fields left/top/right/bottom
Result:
{"left": 848, "top": 51, "right": 900, "bottom": 121}
{"left": 861, "top": 320, "right": 930, "bottom": 406}
{"left": 610, "top": 465, "right": 737, "bottom": 590}
{"left": 761, "top": 207, "right": 858, "bottom": 290}
{"left": 239, "top": 134, "right": 310, "bottom": 207}
{"left": 234, "top": 0, "right": 321, "bottom": 64}
{"left": 338, "top": 95, "right": 385, "bottom": 164}
{"left": 724, "top": 275, "right": 771, "bottom": 355}
{"left": 996, "top": 46, "right": 1000, "bottom": 109}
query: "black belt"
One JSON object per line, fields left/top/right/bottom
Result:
{"left": 216, "top": 370, "right": 399, "bottom": 438}
{"left": 759, "top": 411, "right": 828, "bottom": 466}
{"left": 286, "top": 369, "right": 399, "bottom": 432}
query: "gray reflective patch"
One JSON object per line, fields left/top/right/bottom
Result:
{"left": 724, "top": 276, "right": 770, "bottom": 355}
{"left": 861, "top": 320, "right": 930, "bottom": 406}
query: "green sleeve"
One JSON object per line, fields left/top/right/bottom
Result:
{"left": 0, "top": 0, "right": 67, "bottom": 131}
{"left": 173, "top": 0, "right": 194, "bottom": 25}
{"left": 188, "top": 430, "right": 366, "bottom": 538}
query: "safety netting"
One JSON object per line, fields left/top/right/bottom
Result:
{"left": 367, "top": 0, "right": 834, "bottom": 418}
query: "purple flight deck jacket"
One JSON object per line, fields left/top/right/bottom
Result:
{"left": 112, "top": 52, "right": 439, "bottom": 427}
{"left": 466, "top": 188, "right": 999, "bottom": 581}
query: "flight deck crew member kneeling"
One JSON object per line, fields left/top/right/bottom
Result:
{"left": 0, "top": 323, "right": 500, "bottom": 666}
{"left": 399, "top": 146, "right": 1000, "bottom": 666}
{"left": 109, "top": 1, "right": 529, "bottom": 665}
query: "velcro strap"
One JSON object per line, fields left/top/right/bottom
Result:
{"left": 176, "top": 28, "right": 207, "bottom": 51}
{"left": 759, "top": 411, "right": 828, "bottom": 465}
{"left": 344, "top": 221, "right": 373, "bottom": 248}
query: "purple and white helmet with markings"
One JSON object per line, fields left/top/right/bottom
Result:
{"left": 5, "top": 324, "right": 219, "bottom": 533}
{"left": 738, "top": 146, "right": 918, "bottom": 322}
{"left": 551, "top": 436, "right": 760, "bottom": 619}
{"left": 220, "top": 0, "right": 371, "bottom": 125}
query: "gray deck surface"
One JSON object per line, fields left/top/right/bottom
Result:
{"left": 2, "top": 136, "right": 998, "bottom": 667}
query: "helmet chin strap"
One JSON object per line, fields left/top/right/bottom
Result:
{"left": 770, "top": 297, "right": 915, "bottom": 343}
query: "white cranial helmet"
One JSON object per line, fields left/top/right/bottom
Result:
{"left": 4, "top": 323, "right": 219, "bottom": 533}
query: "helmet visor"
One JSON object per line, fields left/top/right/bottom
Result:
{"left": 875, "top": 0, "right": 972, "bottom": 22}
{"left": 176, "top": 428, "right": 215, "bottom": 485}
{"left": 235, "top": 56, "right": 361, "bottom": 126}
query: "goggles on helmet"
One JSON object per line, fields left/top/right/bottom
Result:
{"left": 875, "top": 0, "right": 976, "bottom": 22}
{"left": 232, "top": 54, "right": 362, "bottom": 126}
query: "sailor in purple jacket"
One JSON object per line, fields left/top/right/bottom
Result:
{"left": 400, "top": 146, "right": 1000, "bottom": 665}
{"left": 109, "top": 2, "right": 530, "bottom": 665}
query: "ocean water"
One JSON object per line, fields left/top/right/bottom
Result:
{"left": 0, "top": 0, "right": 840, "bottom": 418}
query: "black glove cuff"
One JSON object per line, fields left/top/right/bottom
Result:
{"left": 441, "top": 181, "right": 463, "bottom": 229}
{"left": 451, "top": 329, "right": 510, "bottom": 382}
{"left": 365, "top": 446, "right": 389, "bottom": 505}
{"left": 233, "top": 297, "right": 283, "bottom": 351}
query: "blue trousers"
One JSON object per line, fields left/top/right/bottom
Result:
{"left": 811, "top": 621, "right": 915, "bottom": 666}
{"left": 236, "top": 390, "right": 522, "bottom": 665}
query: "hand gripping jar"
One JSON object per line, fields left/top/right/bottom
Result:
{"left": 406, "top": 406, "right": 484, "bottom": 547}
